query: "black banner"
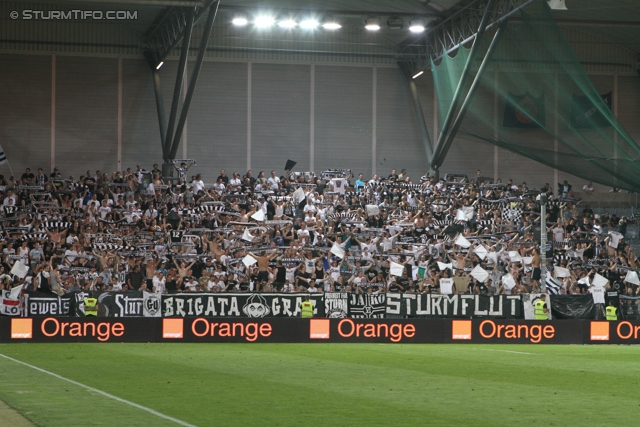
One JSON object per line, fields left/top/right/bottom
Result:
{"left": 24, "top": 291, "right": 144, "bottom": 317}
{"left": 618, "top": 295, "right": 640, "bottom": 320}
{"left": 14, "top": 291, "right": 610, "bottom": 321}
{"left": 385, "top": 294, "right": 522, "bottom": 318}
{"left": 349, "top": 293, "right": 386, "bottom": 318}
{"left": 162, "top": 293, "right": 326, "bottom": 318}
{"left": 25, "top": 292, "right": 72, "bottom": 317}
{"left": 550, "top": 295, "right": 595, "bottom": 319}
{"left": 570, "top": 92, "right": 612, "bottom": 128}
{"left": 503, "top": 92, "right": 545, "bottom": 128}
{"left": 323, "top": 292, "right": 349, "bottom": 318}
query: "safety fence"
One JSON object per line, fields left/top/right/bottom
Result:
{"left": 3, "top": 291, "right": 636, "bottom": 320}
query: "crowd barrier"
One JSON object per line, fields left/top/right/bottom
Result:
{"left": 4, "top": 291, "right": 629, "bottom": 320}
{"left": 2, "top": 317, "right": 640, "bottom": 344}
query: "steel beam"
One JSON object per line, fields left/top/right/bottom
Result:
{"left": 433, "top": 21, "right": 506, "bottom": 169}
{"left": 431, "top": 0, "right": 496, "bottom": 169}
{"left": 168, "top": 1, "right": 219, "bottom": 160}
{"left": 152, "top": 69, "right": 168, "bottom": 155}
{"left": 398, "top": 61, "right": 434, "bottom": 165}
{"left": 143, "top": 0, "right": 216, "bottom": 68}
{"left": 164, "top": 7, "right": 195, "bottom": 159}
{"left": 397, "top": 0, "right": 536, "bottom": 77}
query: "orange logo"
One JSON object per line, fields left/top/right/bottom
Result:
{"left": 163, "top": 318, "right": 183, "bottom": 339}
{"left": 452, "top": 320, "right": 472, "bottom": 340}
{"left": 310, "top": 319, "right": 330, "bottom": 339}
{"left": 11, "top": 318, "right": 33, "bottom": 339}
{"left": 590, "top": 322, "right": 609, "bottom": 341}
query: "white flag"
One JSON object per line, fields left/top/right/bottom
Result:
{"left": 625, "top": 270, "right": 640, "bottom": 286}
{"left": 242, "top": 255, "right": 257, "bottom": 267}
{"left": 9, "top": 284, "right": 24, "bottom": 300}
{"left": 250, "top": 210, "right": 265, "bottom": 221}
{"left": 390, "top": 261, "right": 405, "bottom": 277}
{"left": 592, "top": 273, "right": 608, "bottom": 288}
{"left": 461, "top": 206, "right": 474, "bottom": 221}
{"left": 437, "top": 262, "right": 453, "bottom": 271}
{"left": 608, "top": 231, "right": 623, "bottom": 248}
{"left": 473, "top": 244, "right": 488, "bottom": 260}
{"left": 578, "top": 276, "right": 590, "bottom": 286}
{"left": 454, "top": 234, "right": 471, "bottom": 248}
{"left": 0, "top": 144, "right": 6, "bottom": 165}
{"left": 293, "top": 187, "right": 306, "bottom": 204}
{"left": 366, "top": 205, "right": 380, "bottom": 216}
{"left": 10, "top": 261, "right": 29, "bottom": 279}
{"left": 502, "top": 274, "right": 516, "bottom": 290}
{"left": 487, "top": 252, "right": 498, "bottom": 264}
{"left": 330, "top": 243, "right": 345, "bottom": 259}
{"left": 455, "top": 210, "right": 466, "bottom": 221}
{"left": 508, "top": 251, "right": 522, "bottom": 263}
{"left": 554, "top": 266, "right": 571, "bottom": 278}
{"left": 470, "top": 265, "right": 489, "bottom": 283}
{"left": 241, "top": 228, "right": 254, "bottom": 242}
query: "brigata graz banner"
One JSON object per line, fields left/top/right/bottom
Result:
{"left": 162, "top": 293, "right": 327, "bottom": 318}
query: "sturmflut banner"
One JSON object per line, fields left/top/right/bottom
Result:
{"left": 385, "top": 294, "right": 523, "bottom": 318}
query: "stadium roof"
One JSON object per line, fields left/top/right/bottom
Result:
{"left": 39, "top": 0, "right": 640, "bottom": 55}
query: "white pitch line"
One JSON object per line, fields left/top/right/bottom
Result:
{"left": 478, "top": 349, "right": 534, "bottom": 355}
{"left": 0, "top": 353, "right": 196, "bottom": 427}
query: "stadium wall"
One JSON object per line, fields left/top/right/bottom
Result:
{"left": 3, "top": 317, "right": 640, "bottom": 344}
{"left": 0, "top": 51, "right": 638, "bottom": 189}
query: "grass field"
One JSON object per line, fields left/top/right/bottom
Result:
{"left": 0, "top": 344, "right": 639, "bottom": 426}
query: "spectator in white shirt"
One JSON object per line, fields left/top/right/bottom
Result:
{"left": 583, "top": 181, "right": 594, "bottom": 194}
{"left": 267, "top": 170, "right": 280, "bottom": 191}
{"left": 191, "top": 174, "right": 205, "bottom": 194}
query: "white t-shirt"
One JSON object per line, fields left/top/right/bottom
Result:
{"left": 152, "top": 276, "right": 166, "bottom": 294}
{"left": 552, "top": 226, "right": 564, "bottom": 242}
{"left": 590, "top": 285, "right": 605, "bottom": 304}
{"left": 439, "top": 278, "right": 454, "bottom": 294}
{"left": 330, "top": 178, "right": 348, "bottom": 194}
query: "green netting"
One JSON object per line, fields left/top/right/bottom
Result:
{"left": 432, "top": 0, "right": 640, "bottom": 191}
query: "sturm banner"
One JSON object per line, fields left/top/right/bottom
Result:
{"left": 323, "top": 292, "right": 349, "bottom": 318}
{"left": 385, "top": 294, "right": 522, "bottom": 318}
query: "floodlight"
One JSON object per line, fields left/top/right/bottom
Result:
{"left": 254, "top": 15, "right": 275, "bottom": 28}
{"left": 322, "top": 19, "right": 341, "bottom": 30}
{"left": 409, "top": 19, "right": 426, "bottom": 33}
{"left": 278, "top": 19, "right": 297, "bottom": 29}
{"left": 365, "top": 18, "right": 381, "bottom": 31}
{"left": 156, "top": 62, "right": 164, "bottom": 70}
{"left": 232, "top": 16, "right": 248, "bottom": 26}
{"left": 300, "top": 19, "right": 319, "bottom": 29}
{"left": 412, "top": 70, "right": 424, "bottom": 79}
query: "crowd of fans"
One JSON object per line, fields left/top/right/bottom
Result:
{"left": 0, "top": 163, "right": 637, "bottom": 299}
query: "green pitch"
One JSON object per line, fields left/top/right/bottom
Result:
{"left": 0, "top": 343, "right": 638, "bottom": 426}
